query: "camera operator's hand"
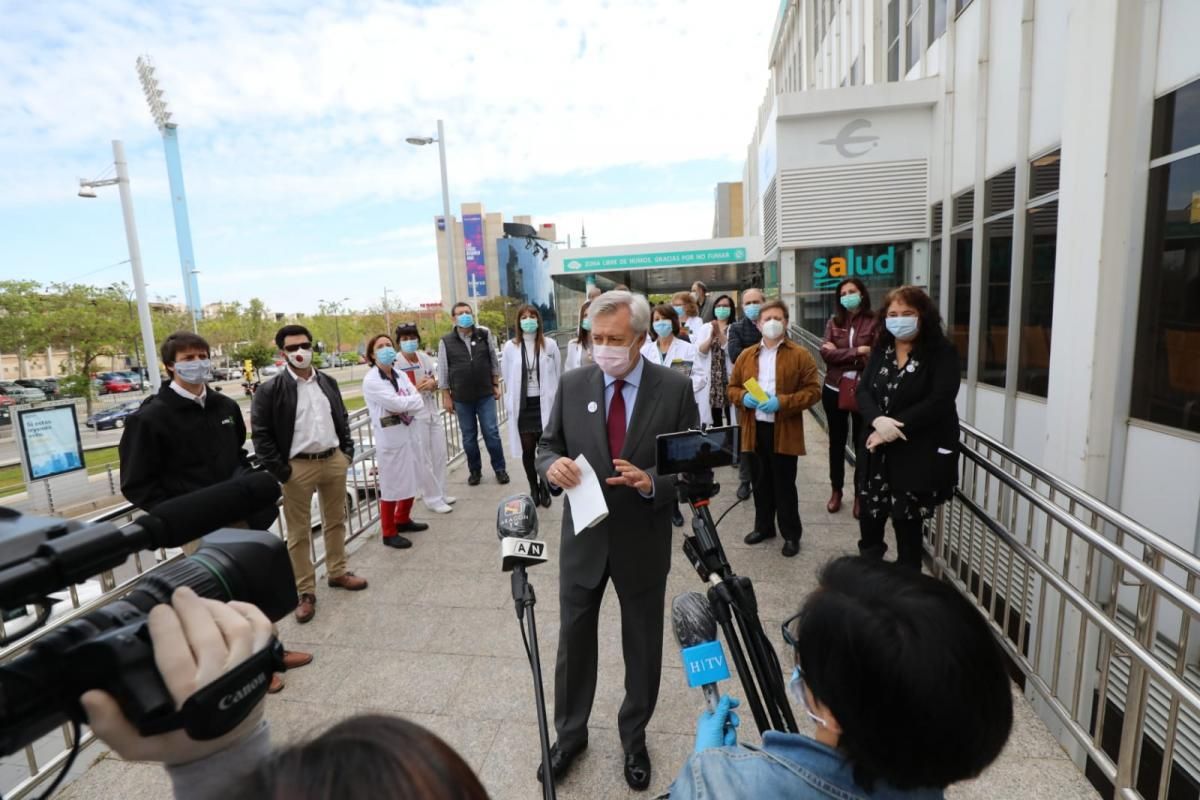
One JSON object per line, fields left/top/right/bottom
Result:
{"left": 547, "top": 456, "right": 582, "bottom": 489}
{"left": 695, "top": 695, "right": 741, "bottom": 753}
{"left": 606, "top": 458, "right": 652, "bottom": 494}
{"left": 80, "top": 587, "right": 272, "bottom": 766}
{"left": 742, "top": 394, "right": 760, "bottom": 410}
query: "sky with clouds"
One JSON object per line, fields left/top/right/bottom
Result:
{"left": 1, "top": 0, "right": 777, "bottom": 315}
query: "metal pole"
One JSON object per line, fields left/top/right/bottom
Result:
{"left": 437, "top": 120, "right": 457, "bottom": 305}
{"left": 161, "top": 125, "right": 202, "bottom": 329}
{"left": 112, "top": 140, "right": 162, "bottom": 392}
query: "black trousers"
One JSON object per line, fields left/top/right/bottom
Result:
{"left": 821, "top": 384, "right": 862, "bottom": 492}
{"left": 554, "top": 569, "right": 667, "bottom": 754}
{"left": 751, "top": 421, "right": 802, "bottom": 542}
{"left": 858, "top": 513, "right": 924, "bottom": 570}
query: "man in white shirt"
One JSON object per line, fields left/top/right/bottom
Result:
{"left": 252, "top": 325, "right": 368, "bottom": 624}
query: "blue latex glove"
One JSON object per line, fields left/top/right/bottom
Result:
{"left": 759, "top": 395, "right": 781, "bottom": 414}
{"left": 695, "top": 695, "right": 741, "bottom": 753}
{"left": 742, "top": 393, "right": 760, "bottom": 409}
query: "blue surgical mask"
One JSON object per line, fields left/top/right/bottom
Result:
{"left": 580, "top": 319, "right": 592, "bottom": 331}
{"left": 457, "top": 313, "right": 474, "bottom": 328}
{"left": 885, "top": 316, "right": 919, "bottom": 341}
{"left": 673, "top": 305, "right": 686, "bottom": 319}
{"left": 520, "top": 318, "right": 539, "bottom": 334}
{"left": 653, "top": 320, "right": 674, "bottom": 338}
{"left": 789, "top": 667, "right": 828, "bottom": 728}
{"left": 839, "top": 293, "right": 862, "bottom": 310}
{"left": 174, "top": 359, "right": 212, "bottom": 384}
{"left": 374, "top": 346, "right": 397, "bottom": 366}
{"left": 714, "top": 306, "right": 731, "bottom": 321}
{"left": 400, "top": 340, "right": 419, "bottom": 354}
{"left": 743, "top": 303, "right": 761, "bottom": 321}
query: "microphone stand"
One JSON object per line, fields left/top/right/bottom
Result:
{"left": 512, "top": 565, "right": 557, "bottom": 800}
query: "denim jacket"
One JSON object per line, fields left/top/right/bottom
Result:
{"left": 662, "top": 732, "right": 945, "bottom": 800}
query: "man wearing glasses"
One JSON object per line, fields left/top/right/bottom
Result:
{"left": 252, "top": 324, "right": 368, "bottom": 624}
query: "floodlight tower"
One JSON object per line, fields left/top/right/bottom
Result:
{"left": 136, "top": 55, "right": 202, "bottom": 329}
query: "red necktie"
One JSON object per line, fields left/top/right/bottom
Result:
{"left": 608, "top": 379, "right": 626, "bottom": 458}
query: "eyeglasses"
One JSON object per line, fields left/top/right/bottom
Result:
{"left": 283, "top": 342, "right": 313, "bottom": 353}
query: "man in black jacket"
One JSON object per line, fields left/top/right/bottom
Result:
{"left": 252, "top": 324, "right": 367, "bottom": 624}
{"left": 726, "top": 287, "right": 765, "bottom": 500}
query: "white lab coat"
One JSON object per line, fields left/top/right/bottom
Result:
{"left": 500, "top": 336, "right": 561, "bottom": 456}
{"left": 363, "top": 366, "right": 425, "bottom": 501}
{"left": 694, "top": 321, "right": 735, "bottom": 378}
{"left": 683, "top": 316, "right": 705, "bottom": 341}
{"left": 396, "top": 351, "right": 449, "bottom": 505}
{"left": 564, "top": 339, "right": 591, "bottom": 371}
{"left": 641, "top": 335, "right": 712, "bottom": 425}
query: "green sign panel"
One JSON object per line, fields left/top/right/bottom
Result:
{"left": 564, "top": 247, "right": 748, "bottom": 273}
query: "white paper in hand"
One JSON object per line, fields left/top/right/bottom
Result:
{"left": 564, "top": 454, "right": 609, "bottom": 535}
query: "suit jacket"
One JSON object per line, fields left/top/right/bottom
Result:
{"left": 537, "top": 358, "right": 700, "bottom": 593}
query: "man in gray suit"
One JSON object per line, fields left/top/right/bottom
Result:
{"left": 536, "top": 290, "right": 700, "bottom": 791}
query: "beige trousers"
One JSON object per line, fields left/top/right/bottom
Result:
{"left": 280, "top": 451, "right": 350, "bottom": 595}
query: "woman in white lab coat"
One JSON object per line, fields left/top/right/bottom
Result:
{"left": 394, "top": 322, "right": 455, "bottom": 515}
{"left": 564, "top": 300, "right": 593, "bottom": 371}
{"left": 641, "top": 305, "right": 712, "bottom": 427}
{"left": 363, "top": 334, "right": 427, "bottom": 549}
{"left": 500, "top": 305, "right": 561, "bottom": 507}
{"left": 671, "top": 291, "right": 706, "bottom": 342}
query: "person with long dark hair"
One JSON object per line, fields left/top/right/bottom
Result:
{"left": 500, "top": 305, "right": 561, "bottom": 507}
{"left": 564, "top": 300, "right": 593, "bottom": 371}
{"left": 855, "top": 286, "right": 960, "bottom": 570}
{"left": 819, "top": 278, "right": 880, "bottom": 519}
{"left": 697, "top": 294, "right": 737, "bottom": 426}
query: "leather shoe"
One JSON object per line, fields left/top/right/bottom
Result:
{"left": 736, "top": 481, "right": 752, "bottom": 501}
{"left": 672, "top": 506, "right": 685, "bottom": 528}
{"left": 852, "top": 496, "right": 862, "bottom": 520}
{"left": 295, "top": 592, "right": 316, "bottom": 624}
{"left": 536, "top": 741, "right": 587, "bottom": 784}
{"left": 826, "top": 489, "right": 842, "bottom": 513}
{"left": 397, "top": 520, "right": 429, "bottom": 533}
{"left": 743, "top": 529, "right": 776, "bottom": 545}
{"left": 496, "top": 470, "right": 511, "bottom": 484}
{"left": 328, "top": 571, "right": 368, "bottom": 590}
{"left": 782, "top": 539, "right": 800, "bottom": 558}
{"left": 383, "top": 535, "right": 412, "bottom": 549}
{"left": 468, "top": 472, "right": 482, "bottom": 486}
{"left": 268, "top": 673, "right": 285, "bottom": 694}
{"left": 282, "top": 650, "right": 313, "bottom": 670}
{"left": 624, "top": 747, "right": 652, "bottom": 791}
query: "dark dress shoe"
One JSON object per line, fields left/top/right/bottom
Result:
{"left": 743, "top": 529, "right": 776, "bottom": 545}
{"left": 852, "top": 496, "right": 862, "bottom": 519}
{"left": 396, "top": 520, "right": 429, "bottom": 533}
{"left": 782, "top": 539, "right": 800, "bottom": 558}
{"left": 826, "top": 489, "right": 842, "bottom": 513}
{"left": 538, "top": 483, "right": 553, "bottom": 508}
{"left": 383, "top": 535, "right": 413, "bottom": 549}
{"left": 672, "top": 506, "right": 685, "bottom": 528}
{"left": 496, "top": 470, "right": 511, "bottom": 484}
{"left": 624, "top": 747, "right": 652, "bottom": 791}
{"left": 736, "top": 481, "right": 752, "bottom": 500}
{"left": 468, "top": 472, "right": 482, "bottom": 486}
{"left": 536, "top": 741, "right": 587, "bottom": 784}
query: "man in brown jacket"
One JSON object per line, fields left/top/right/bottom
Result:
{"left": 728, "top": 300, "right": 822, "bottom": 557}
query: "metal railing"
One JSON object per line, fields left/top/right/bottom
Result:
{"left": 792, "top": 322, "right": 1200, "bottom": 799}
{"left": 0, "top": 392, "right": 508, "bottom": 798}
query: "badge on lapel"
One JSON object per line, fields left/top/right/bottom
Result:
{"left": 587, "top": 401, "right": 598, "bottom": 413}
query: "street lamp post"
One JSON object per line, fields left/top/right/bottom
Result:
{"left": 406, "top": 120, "right": 457, "bottom": 305}
{"left": 78, "top": 140, "right": 162, "bottom": 392}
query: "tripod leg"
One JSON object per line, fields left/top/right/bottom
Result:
{"left": 708, "top": 587, "right": 771, "bottom": 735}
{"left": 727, "top": 577, "right": 798, "bottom": 733}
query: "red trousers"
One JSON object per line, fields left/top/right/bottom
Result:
{"left": 379, "top": 498, "right": 414, "bottom": 537}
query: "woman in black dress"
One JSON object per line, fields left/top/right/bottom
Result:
{"left": 855, "top": 286, "right": 960, "bottom": 570}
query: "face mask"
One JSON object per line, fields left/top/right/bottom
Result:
{"left": 789, "top": 668, "right": 828, "bottom": 729}
{"left": 652, "top": 320, "right": 674, "bottom": 338}
{"left": 885, "top": 316, "right": 919, "bottom": 341}
{"left": 839, "top": 293, "right": 862, "bottom": 311}
{"left": 761, "top": 319, "right": 785, "bottom": 340}
{"left": 673, "top": 305, "right": 686, "bottom": 319}
{"left": 374, "top": 346, "right": 397, "bottom": 366}
{"left": 743, "top": 303, "right": 761, "bottom": 321}
{"left": 580, "top": 319, "right": 592, "bottom": 332}
{"left": 520, "top": 318, "right": 539, "bottom": 334}
{"left": 287, "top": 349, "right": 312, "bottom": 369}
{"left": 174, "top": 359, "right": 212, "bottom": 384}
{"left": 400, "top": 340, "right": 419, "bottom": 354}
{"left": 714, "top": 306, "right": 731, "bottom": 321}
{"left": 592, "top": 344, "right": 632, "bottom": 378}
{"left": 457, "top": 313, "right": 474, "bottom": 328}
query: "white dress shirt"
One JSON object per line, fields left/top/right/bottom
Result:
{"left": 169, "top": 380, "right": 206, "bottom": 408}
{"left": 286, "top": 366, "right": 340, "bottom": 457}
{"left": 756, "top": 338, "right": 782, "bottom": 423}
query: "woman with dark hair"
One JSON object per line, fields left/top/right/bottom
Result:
{"left": 697, "top": 294, "right": 736, "bottom": 426}
{"left": 855, "top": 285, "right": 960, "bottom": 570}
{"left": 363, "top": 333, "right": 428, "bottom": 549}
{"left": 500, "top": 305, "right": 561, "bottom": 506}
{"left": 395, "top": 323, "right": 454, "bottom": 515}
{"left": 669, "top": 556, "right": 1012, "bottom": 798}
{"left": 564, "top": 300, "right": 592, "bottom": 371}
{"left": 819, "top": 278, "right": 879, "bottom": 519}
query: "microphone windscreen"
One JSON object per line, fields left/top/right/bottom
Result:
{"left": 672, "top": 591, "right": 718, "bottom": 648}
{"left": 137, "top": 472, "right": 282, "bottom": 548}
{"left": 496, "top": 494, "right": 538, "bottom": 540}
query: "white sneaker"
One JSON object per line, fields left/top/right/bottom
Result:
{"left": 428, "top": 501, "right": 454, "bottom": 514}
{"left": 443, "top": 496, "right": 457, "bottom": 505}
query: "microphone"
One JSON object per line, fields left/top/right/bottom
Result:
{"left": 672, "top": 592, "right": 730, "bottom": 713}
{"left": 135, "top": 472, "right": 281, "bottom": 549}
{"left": 495, "top": 494, "right": 548, "bottom": 572}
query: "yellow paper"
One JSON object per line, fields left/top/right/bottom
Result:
{"left": 744, "top": 377, "right": 769, "bottom": 404}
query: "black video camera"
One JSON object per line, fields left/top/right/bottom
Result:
{"left": 0, "top": 473, "right": 297, "bottom": 758}
{"left": 655, "top": 425, "right": 740, "bottom": 505}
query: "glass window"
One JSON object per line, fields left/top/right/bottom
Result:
{"left": 1030, "top": 150, "right": 1062, "bottom": 200}
{"left": 956, "top": 0, "right": 974, "bottom": 13}
{"left": 1151, "top": 78, "right": 1200, "bottom": 159}
{"left": 954, "top": 189, "right": 975, "bottom": 228}
{"left": 986, "top": 168, "right": 1016, "bottom": 216}
{"left": 951, "top": 231, "right": 973, "bottom": 375}
{"left": 929, "top": 0, "right": 947, "bottom": 44}
{"left": 906, "top": 2, "right": 922, "bottom": 72}
{"left": 795, "top": 243, "right": 912, "bottom": 337}
{"left": 1018, "top": 201, "right": 1058, "bottom": 397}
{"left": 887, "top": 0, "right": 901, "bottom": 82}
{"left": 980, "top": 216, "right": 1014, "bottom": 388}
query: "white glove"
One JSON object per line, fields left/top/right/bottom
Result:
{"left": 872, "top": 415, "right": 907, "bottom": 443}
{"left": 80, "top": 587, "right": 273, "bottom": 765}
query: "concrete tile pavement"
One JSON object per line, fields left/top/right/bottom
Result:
{"left": 56, "top": 428, "right": 1097, "bottom": 799}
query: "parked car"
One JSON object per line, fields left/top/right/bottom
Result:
{"left": 212, "top": 367, "right": 243, "bottom": 381}
{"left": 95, "top": 373, "right": 136, "bottom": 395}
{"left": 308, "top": 455, "right": 377, "bottom": 529}
{"left": 86, "top": 399, "right": 144, "bottom": 430}
{"left": 0, "top": 381, "right": 46, "bottom": 403}
{"left": 114, "top": 371, "right": 146, "bottom": 388}
{"left": 0, "top": 405, "right": 10, "bottom": 426}
{"left": 15, "top": 378, "right": 59, "bottom": 399}
{"left": 258, "top": 365, "right": 281, "bottom": 379}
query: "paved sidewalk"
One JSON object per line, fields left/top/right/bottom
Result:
{"left": 58, "top": 431, "right": 1097, "bottom": 799}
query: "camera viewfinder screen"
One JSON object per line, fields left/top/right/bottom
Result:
{"left": 656, "top": 426, "right": 739, "bottom": 475}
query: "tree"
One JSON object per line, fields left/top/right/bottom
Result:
{"left": 42, "top": 283, "right": 139, "bottom": 414}
{"left": 0, "top": 281, "right": 49, "bottom": 356}
{"left": 231, "top": 342, "right": 276, "bottom": 369}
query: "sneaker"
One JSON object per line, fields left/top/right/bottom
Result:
{"left": 444, "top": 496, "right": 458, "bottom": 505}
{"left": 428, "top": 501, "right": 454, "bottom": 514}
{"left": 496, "top": 470, "right": 511, "bottom": 484}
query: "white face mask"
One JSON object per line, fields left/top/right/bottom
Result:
{"left": 761, "top": 319, "right": 785, "bottom": 341}
{"left": 592, "top": 343, "right": 634, "bottom": 378}
{"left": 287, "top": 349, "right": 312, "bottom": 369}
